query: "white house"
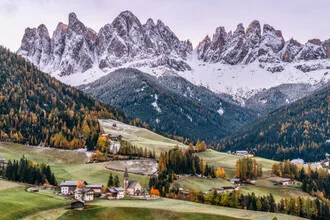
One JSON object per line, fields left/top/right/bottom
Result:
{"left": 74, "top": 188, "right": 94, "bottom": 201}
{"left": 107, "top": 187, "right": 125, "bottom": 199}
{"left": 291, "top": 158, "right": 304, "bottom": 165}
{"left": 60, "top": 180, "right": 78, "bottom": 195}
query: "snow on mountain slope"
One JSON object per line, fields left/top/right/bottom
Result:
{"left": 18, "top": 11, "right": 330, "bottom": 105}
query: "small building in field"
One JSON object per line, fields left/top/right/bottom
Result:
{"left": 291, "top": 158, "right": 304, "bottom": 165}
{"left": 107, "top": 187, "right": 125, "bottom": 199}
{"left": 279, "top": 178, "right": 294, "bottom": 186}
{"left": 230, "top": 178, "right": 241, "bottom": 185}
{"left": 74, "top": 188, "right": 94, "bottom": 201}
{"left": 0, "top": 158, "right": 7, "bottom": 168}
{"left": 214, "top": 186, "right": 236, "bottom": 194}
{"left": 86, "top": 184, "right": 103, "bottom": 194}
{"left": 235, "top": 151, "right": 249, "bottom": 156}
{"left": 71, "top": 200, "right": 84, "bottom": 210}
{"left": 109, "top": 134, "right": 122, "bottom": 141}
{"left": 142, "top": 189, "right": 150, "bottom": 197}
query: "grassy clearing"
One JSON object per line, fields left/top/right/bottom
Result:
{"left": 94, "top": 198, "right": 303, "bottom": 220}
{"left": 0, "top": 142, "right": 150, "bottom": 188}
{"left": 100, "top": 119, "right": 187, "bottom": 157}
{"left": 0, "top": 187, "right": 69, "bottom": 220}
{"left": 197, "top": 149, "right": 277, "bottom": 178}
{"left": 0, "top": 179, "right": 22, "bottom": 190}
{"left": 105, "top": 159, "right": 157, "bottom": 175}
{"left": 173, "top": 177, "right": 234, "bottom": 192}
{"left": 51, "top": 206, "right": 242, "bottom": 220}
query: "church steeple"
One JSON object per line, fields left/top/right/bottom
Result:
{"left": 124, "top": 167, "right": 129, "bottom": 178}
{"left": 124, "top": 167, "right": 129, "bottom": 194}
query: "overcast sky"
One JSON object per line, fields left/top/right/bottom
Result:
{"left": 1, "top": 0, "right": 330, "bottom": 51}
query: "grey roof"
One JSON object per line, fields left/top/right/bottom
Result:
{"left": 0, "top": 158, "right": 5, "bottom": 161}
{"left": 230, "top": 178, "right": 241, "bottom": 182}
{"left": 128, "top": 181, "right": 139, "bottom": 189}
{"left": 114, "top": 187, "right": 124, "bottom": 191}
{"left": 60, "top": 180, "right": 78, "bottom": 186}
{"left": 108, "top": 187, "right": 124, "bottom": 193}
{"left": 86, "top": 184, "right": 103, "bottom": 189}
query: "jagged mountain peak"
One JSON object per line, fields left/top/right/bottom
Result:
{"left": 18, "top": 11, "right": 192, "bottom": 76}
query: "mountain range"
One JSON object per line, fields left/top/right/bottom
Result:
{"left": 16, "top": 11, "right": 330, "bottom": 148}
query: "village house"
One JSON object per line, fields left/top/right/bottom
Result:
{"left": 213, "top": 186, "right": 237, "bottom": 194}
{"left": 60, "top": 180, "right": 87, "bottom": 195}
{"left": 0, "top": 158, "right": 7, "bottom": 168}
{"left": 230, "top": 178, "right": 242, "bottom": 185}
{"left": 235, "top": 150, "right": 249, "bottom": 156}
{"left": 109, "top": 134, "right": 122, "bottom": 141}
{"left": 124, "top": 167, "right": 142, "bottom": 196}
{"left": 291, "top": 158, "right": 304, "bottom": 165}
{"left": 71, "top": 200, "right": 85, "bottom": 210}
{"left": 279, "top": 178, "right": 295, "bottom": 186}
{"left": 74, "top": 188, "right": 94, "bottom": 201}
{"left": 85, "top": 184, "right": 103, "bottom": 194}
{"left": 107, "top": 187, "right": 125, "bottom": 199}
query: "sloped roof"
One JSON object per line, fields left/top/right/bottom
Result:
{"left": 60, "top": 180, "right": 78, "bottom": 186}
{"left": 128, "top": 181, "right": 140, "bottom": 189}
{"left": 86, "top": 184, "right": 103, "bottom": 189}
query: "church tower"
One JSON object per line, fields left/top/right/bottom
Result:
{"left": 124, "top": 167, "right": 129, "bottom": 194}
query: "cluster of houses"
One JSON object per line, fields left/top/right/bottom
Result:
{"left": 60, "top": 167, "right": 150, "bottom": 210}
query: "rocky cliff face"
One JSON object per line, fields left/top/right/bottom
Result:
{"left": 18, "top": 11, "right": 192, "bottom": 76}
{"left": 196, "top": 20, "right": 330, "bottom": 68}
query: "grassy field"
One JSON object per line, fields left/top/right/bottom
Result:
{"left": 105, "top": 159, "right": 157, "bottom": 175}
{"left": 100, "top": 119, "right": 187, "bottom": 157}
{"left": 173, "top": 177, "right": 234, "bottom": 192}
{"left": 26, "top": 198, "right": 304, "bottom": 220}
{"left": 197, "top": 149, "right": 277, "bottom": 178}
{"left": 0, "top": 142, "right": 150, "bottom": 188}
{"left": 28, "top": 206, "right": 244, "bottom": 220}
{"left": 0, "top": 183, "right": 70, "bottom": 220}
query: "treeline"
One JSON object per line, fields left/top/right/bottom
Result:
{"left": 169, "top": 189, "right": 329, "bottom": 220}
{"left": 0, "top": 46, "right": 128, "bottom": 150}
{"left": 150, "top": 146, "right": 225, "bottom": 196}
{"left": 235, "top": 157, "right": 262, "bottom": 181}
{"left": 4, "top": 156, "right": 57, "bottom": 185}
{"left": 118, "top": 140, "right": 156, "bottom": 159}
{"left": 217, "top": 83, "right": 330, "bottom": 162}
{"left": 90, "top": 139, "right": 156, "bottom": 162}
{"left": 272, "top": 160, "right": 330, "bottom": 199}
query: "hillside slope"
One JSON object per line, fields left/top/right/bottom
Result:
{"left": 219, "top": 83, "right": 330, "bottom": 161}
{"left": 80, "top": 68, "right": 257, "bottom": 143}
{"left": 0, "top": 46, "right": 127, "bottom": 149}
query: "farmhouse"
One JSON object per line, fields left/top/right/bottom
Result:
{"left": 71, "top": 200, "right": 84, "bottom": 210}
{"left": 102, "top": 134, "right": 122, "bottom": 142}
{"left": 0, "top": 158, "right": 7, "bottom": 168}
{"left": 213, "top": 186, "right": 237, "bottom": 194}
{"left": 291, "top": 158, "right": 304, "bottom": 165}
{"left": 60, "top": 180, "right": 87, "bottom": 195}
{"left": 107, "top": 187, "right": 125, "bottom": 199}
{"left": 235, "top": 150, "right": 249, "bottom": 156}
{"left": 279, "top": 178, "right": 294, "bottom": 186}
{"left": 123, "top": 167, "right": 142, "bottom": 196}
{"left": 86, "top": 184, "right": 103, "bottom": 194}
{"left": 230, "top": 178, "right": 242, "bottom": 185}
{"left": 74, "top": 188, "right": 94, "bottom": 201}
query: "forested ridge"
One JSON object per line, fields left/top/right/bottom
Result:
{"left": 218, "top": 83, "right": 330, "bottom": 161}
{"left": 0, "top": 46, "right": 128, "bottom": 149}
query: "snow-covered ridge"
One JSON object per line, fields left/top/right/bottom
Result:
{"left": 17, "top": 11, "right": 330, "bottom": 105}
